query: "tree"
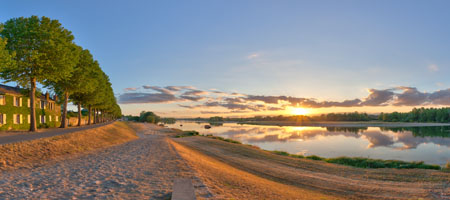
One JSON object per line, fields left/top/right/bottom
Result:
{"left": 0, "top": 16, "right": 79, "bottom": 131}
{"left": 0, "top": 34, "right": 14, "bottom": 69}
{"left": 63, "top": 49, "right": 97, "bottom": 126}
{"left": 44, "top": 44, "right": 81, "bottom": 128}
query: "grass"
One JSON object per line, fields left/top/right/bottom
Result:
{"left": 203, "top": 134, "right": 242, "bottom": 144}
{"left": 0, "top": 121, "right": 138, "bottom": 171}
{"left": 175, "top": 130, "right": 199, "bottom": 138}
{"left": 269, "top": 150, "right": 442, "bottom": 170}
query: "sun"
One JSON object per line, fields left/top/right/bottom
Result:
{"left": 290, "top": 107, "right": 310, "bottom": 115}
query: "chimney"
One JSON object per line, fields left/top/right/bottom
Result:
{"left": 45, "top": 92, "right": 49, "bottom": 100}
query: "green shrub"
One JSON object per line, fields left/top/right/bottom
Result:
{"left": 204, "top": 135, "right": 242, "bottom": 144}
{"left": 272, "top": 150, "right": 290, "bottom": 156}
{"left": 306, "top": 155, "right": 325, "bottom": 161}
{"left": 175, "top": 130, "right": 199, "bottom": 138}
{"left": 325, "top": 157, "right": 441, "bottom": 170}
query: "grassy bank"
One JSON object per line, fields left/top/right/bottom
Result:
{"left": 169, "top": 139, "right": 336, "bottom": 199}
{"left": 171, "top": 135, "right": 450, "bottom": 199}
{"left": 271, "top": 150, "right": 442, "bottom": 170}
{"left": 177, "top": 132, "right": 444, "bottom": 170}
{"left": 0, "top": 121, "right": 138, "bottom": 171}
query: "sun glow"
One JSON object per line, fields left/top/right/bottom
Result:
{"left": 290, "top": 107, "right": 310, "bottom": 115}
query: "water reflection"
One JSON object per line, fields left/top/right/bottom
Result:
{"left": 168, "top": 121, "right": 450, "bottom": 165}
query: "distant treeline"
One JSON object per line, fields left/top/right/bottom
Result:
{"left": 187, "top": 112, "right": 376, "bottom": 122}
{"left": 379, "top": 107, "right": 450, "bottom": 123}
{"left": 183, "top": 107, "right": 450, "bottom": 123}
{"left": 124, "top": 111, "right": 176, "bottom": 124}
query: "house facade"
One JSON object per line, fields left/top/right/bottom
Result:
{"left": 0, "top": 84, "right": 61, "bottom": 130}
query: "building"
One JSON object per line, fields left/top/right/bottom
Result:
{"left": 0, "top": 84, "right": 61, "bottom": 130}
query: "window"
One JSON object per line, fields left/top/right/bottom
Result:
{"left": 55, "top": 116, "right": 59, "bottom": 122}
{"left": 41, "top": 115, "right": 45, "bottom": 123}
{"left": 13, "top": 114, "right": 20, "bottom": 124}
{"left": 27, "top": 99, "right": 30, "bottom": 107}
{"left": 14, "top": 97, "right": 20, "bottom": 107}
{"left": 41, "top": 101, "right": 45, "bottom": 109}
{"left": 49, "top": 115, "right": 52, "bottom": 122}
{"left": 0, "top": 95, "right": 5, "bottom": 105}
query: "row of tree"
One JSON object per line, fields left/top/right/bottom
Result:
{"left": 124, "top": 111, "right": 177, "bottom": 124}
{"left": 379, "top": 107, "right": 450, "bottom": 123}
{"left": 0, "top": 16, "right": 121, "bottom": 131}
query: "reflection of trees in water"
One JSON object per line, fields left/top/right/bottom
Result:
{"left": 219, "top": 125, "right": 450, "bottom": 150}
{"left": 326, "top": 127, "right": 368, "bottom": 134}
{"left": 380, "top": 126, "right": 450, "bottom": 138}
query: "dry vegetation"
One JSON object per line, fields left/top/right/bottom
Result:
{"left": 0, "top": 121, "right": 138, "bottom": 171}
{"left": 171, "top": 136, "right": 450, "bottom": 199}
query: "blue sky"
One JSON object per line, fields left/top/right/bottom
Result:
{"left": 2, "top": 1, "right": 450, "bottom": 116}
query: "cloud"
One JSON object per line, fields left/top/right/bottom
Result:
{"left": 247, "top": 53, "right": 260, "bottom": 60}
{"left": 429, "top": 88, "right": 450, "bottom": 105}
{"left": 393, "top": 87, "right": 428, "bottom": 106}
{"left": 120, "top": 84, "right": 450, "bottom": 112}
{"left": 165, "top": 86, "right": 196, "bottom": 91}
{"left": 179, "top": 95, "right": 205, "bottom": 101}
{"left": 124, "top": 87, "right": 138, "bottom": 92}
{"left": 182, "top": 89, "right": 208, "bottom": 96}
{"left": 118, "top": 92, "right": 178, "bottom": 104}
{"left": 361, "top": 89, "right": 395, "bottom": 106}
{"left": 428, "top": 64, "right": 439, "bottom": 72}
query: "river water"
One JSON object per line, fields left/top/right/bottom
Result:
{"left": 167, "top": 121, "right": 450, "bottom": 166}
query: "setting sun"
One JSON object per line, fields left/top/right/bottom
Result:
{"left": 290, "top": 107, "right": 310, "bottom": 115}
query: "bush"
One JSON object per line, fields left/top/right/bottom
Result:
{"left": 175, "top": 130, "right": 199, "bottom": 138}
{"left": 325, "top": 157, "right": 441, "bottom": 170}
{"left": 204, "top": 135, "right": 241, "bottom": 144}
{"left": 306, "top": 155, "right": 325, "bottom": 161}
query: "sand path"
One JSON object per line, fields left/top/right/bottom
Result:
{"left": 0, "top": 124, "right": 211, "bottom": 199}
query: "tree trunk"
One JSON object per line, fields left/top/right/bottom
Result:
{"left": 77, "top": 103, "right": 82, "bottom": 126}
{"left": 29, "top": 77, "right": 37, "bottom": 132}
{"left": 88, "top": 105, "right": 91, "bottom": 125}
{"left": 93, "top": 108, "right": 97, "bottom": 124}
{"left": 60, "top": 91, "right": 69, "bottom": 128}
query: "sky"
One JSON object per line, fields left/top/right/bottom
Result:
{"left": 2, "top": 0, "right": 450, "bottom": 117}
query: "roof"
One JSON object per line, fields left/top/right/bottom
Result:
{"left": 0, "top": 84, "right": 56, "bottom": 101}
{"left": 0, "top": 84, "right": 24, "bottom": 96}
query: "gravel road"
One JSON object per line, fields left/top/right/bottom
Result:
{"left": 0, "top": 124, "right": 212, "bottom": 199}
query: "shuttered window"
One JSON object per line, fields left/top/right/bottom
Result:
{"left": 0, "top": 95, "right": 5, "bottom": 105}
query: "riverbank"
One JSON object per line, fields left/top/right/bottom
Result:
{"left": 238, "top": 120, "right": 450, "bottom": 127}
{"left": 171, "top": 133, "right": 450, "bottom": 199}
{"left": 0, "top": 122, "right": 138, "bottom": 171}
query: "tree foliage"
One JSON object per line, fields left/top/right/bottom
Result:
{"left": 379, "top": 107, "right": 450, "bottom": 123}
{"left": 0, "top": 16, "right": 122, "bottom": 130}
